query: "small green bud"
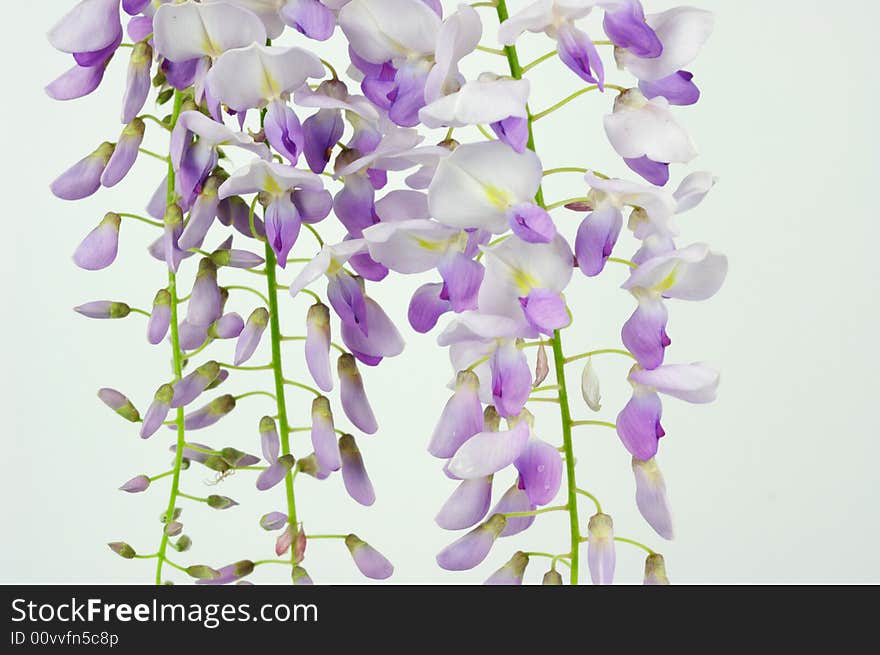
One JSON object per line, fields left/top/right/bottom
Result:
{"left": 156, "top": 88, "right": 174, "bottom": 105}
{"left": 152, "top": 289, "right": 172, "bottom": 309}
{"left": 542, "top": 569, "right": 564, "bottom": 585}
{"left": 203, "top": 455, "right": 231, "bottom": 473}
{"left": 108, "top": 542, "right": 136, "bottom": 559}
{"left": 164, "top": 521, "right": 183, "bottom": 537}
{"left": 173, "top": 535, "right": 192, "bottom": 552}
{"left": 207, "top": 495, "right": 238, "bottom": 510}
{"left": 159, "top": 507, "right": 182, "bottom": 524}
{"left": 186, "top": 565, "right": 221, "bottom": 580}
{"left": 234, "top": 560, "right": 255, "bottom": 578}
{"left": 163, "top": 203, "right": 183, "bottom": 228}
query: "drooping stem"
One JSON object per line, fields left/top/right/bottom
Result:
{"left": 496, "top": 0, "right": 581, "bottom": 584}
{"left": 264, "top": 245, "right": 299, "bottom": 570}
{"left": 155, "top": 90, "right": 186, "bottom": 586}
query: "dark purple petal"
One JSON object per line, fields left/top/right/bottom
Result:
{"left": 265, "top": 100, "right": 304, "bottom": 164}
{"left": 639, "top": 70, "right": 700, "bottom": 106}
{"left": 303, "top": 108, "right": 344, "bottom": 173}
{"left": 265, "top": 196, "right": 302, "bottom": 266}
{"left": 556, "top": 23, "right": 605, "bottom": 89}
{"left": 624, "top": 155, "right": 670, "bottom": 186}
{"left": 603, "top": 1, "right": 663, "bottom": 58}
{"left": 491, "top": 116, "right": 529, "bottom": 153}
{"left": 490, "top": 342, "right": 532, "bottom": 418}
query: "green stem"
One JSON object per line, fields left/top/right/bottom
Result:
{"left": 504, "top": 504, "right": 568, "bottom": 519}
{"left": 532, "top": 84, "right": 628, "bottom": 121}
{"left": 138, "top": 147, "right": 169, "bottom": 162}
{"left": 614, "top": 537, "right": 656, "bottom": 555}
{"left": 307, "top": 534, "right": 348, "bottom": 540}
{"left": 575, "top": 489, "right": 603, "bottom": 514}
{"left": 234, "top": 390, "right": 277, "bottom": 402}
{"left": 571, "top": 420, "right": 617, "bottom": 430}
{"left": 543, "top": 166, "right": 589, "bottom": 177}
{"left": 264, "top": 245, "right": 299, "bottom": 574}
{"left": 546, "top": 196, "right": 591, "bottom": 211}
{"left": 608, "top": 257, "right": 638, "bottom": 269}
{"left": 155, "top": 90, "right": 186, "bottom": 586}
{"left": 564, "top": 348, "right": 635, "bottom": 364}
{"left": 117, "top": 212, "right": 162, "bottom": 228}
{"left": 497, "top": 0, "right": 579, "bottom": 584}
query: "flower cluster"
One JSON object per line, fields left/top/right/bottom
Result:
{"left": 48, "top": 0, "right": 724, "bottom": 585}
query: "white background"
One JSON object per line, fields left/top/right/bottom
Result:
{"left": 2, "top": 0, "right": 878, "bottom": 584}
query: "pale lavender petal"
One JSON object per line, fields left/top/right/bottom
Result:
{"left": 260, "top": 512, "right": 288, "bottom": 531}
{"left": 120, "top": 475, "right": 150, "bottom": 493}
{"left": 257, "top": 458, "right": 294, "bottom": 491}
{"left": 178, "top": 319, "right": 208, "bottom": 351}
{"left": 484, "top": 551, "right": 529, "bottom": 585}
{"left": 436, "top": 514, "right": 505, "bottom": 571}
{"left": 557, "top": 23, "right": 604, "bottom": 89}
{"left": 587, "top": 513, "right": 616, "bottom": 585}
{"left": 293, "top": 188, "right": 333, "bottom": 223}
{"left": 340, "top": 434, "right": 376, "bottom": 506}
{"left": 281, "top": 0, "right": 335, "bottom": 41}
{"left": 447, "top": 420, "right": 530, "bottom": 479}
{"left": 51, "top": 142, "right": 115, "bottom": 200}
{"left": 186, "top": 259, "right": 222, "bottom": 326}
{"left": 629, "top": 362, "right": 719, "bottom": 403}
{"left": 408, "top": 282, "right": 450, "bottom": 333}
{"left": 338, "top": 353, "right": 378, "bottom": 434}
{"left": 632, "top": 457, "right": 674, "bottom": 540}
{"left": 178, "top": 176, "right": 221, "bottom": 251}
{"left": 73, "top": 212, "right": 120, "bottom": 270}
{"left": 234, "top": 308, "right": 269, "bottom": 365}
{"left": 293, "top": 567, "right": 314, "bottom": 585}
{"left": 507, "top": 203, "right": 556, "bottom": 244}
{"left": 340, "top": 296, "right": 404, "bottom": 362}
{"left": 210, "top": 312, "right": 244, "bottom": 339}
{"left": 45, "top": 62, "right": 107, "bottom": 101}
{"left": 304, "top": 303, "right": 333, "bottom": 391}
{"left": 121, "top": 42, "right": 152, "bottom": 123}
{"left": 575, "top": 206, "right": 623, "bottom": 277}
{"left": 640, "top": 70, "right": 700, "bottom": 106}
{"left": 490, "top": 341, "right": 532, "bottom": 418}
{"left": 345, "top": 535, "right": 393, "bottom": 580}
{"left": 98, "top": 387, "right": 139, "bottom": 421}
{"left": 514, "top": 438, "right": 563, "bottom": 506}
{"left": 428, "top": 370, "right": 483, "bottom": 459}
{"left": 520, "top": 289, "right": 571, "bottom": 336}
{"left": 616, "top": 389, "right": 664, "bottom": 460}
{"left": 311, "top": 396, "right": 341, "bottom": 472}
{"left": 492, "top": 484, "right": 535, "bottom": 537}
{"left": 102, "top": 119, "right": 144, "bottom": 187}
{"left": 259, "top": 416, "right": 280, "bottom": 463}
{"left": 182, "top": 394, "right": 235, "bottom": 430}
{"left": 170, "top": 361, "right": 220, "bottom": 408}
{"left": 437, "top": 253, "right": 483, "bottom": 312}
{"left": 622, "top": 296, "right": 669, "bottom": 370}
{"left": 140, "top": 384, "right": 173, "bottom": 439}
{"left": 491, "top": 116, "right": 529, "bottom": 153}
{"left": 435, "top": 476, "right": 492, "bottom": 530}
{"left": 75, "top": 301, "right": 130, "bottom": 319}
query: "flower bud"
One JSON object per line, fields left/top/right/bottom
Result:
{"left": 159, "top": 507, "right": 182, "bottom": 524}
{"left": 534, "top": 342, "right": 549, "bottom": 387}
{"left": 485, "top": 551, "right": 529, "bottom": 585}
{"left": 170, "top": 360, "right": 220, "bottom": 408}
{"left": 186, "top": 565, "right": 221, "bottom": 580}
{"left": 257, "top": 454, "right": 295, "bottom": 491}
{"left": 436, "top": 514, "right": 506, "bottom": 571}
{"left": 483, "top": 405, "right": 501, "bottom": 432}
{"left": 643, "top": 553, "right": 670, "bottom": 585}
{"left": 234, "top": 307, "right": 269, "bottom": 365}
{"left": 208, "top": 312, "right": 245, "bottom": 339}
{"left": 207, "top": 495, "right": 238, "bottom": 510}
{"left": 204, "top": 369, "right": 229, "bottom": 391}
{"left": 51, "top": 142, "right": 114, "bottom": 200}
{"left": 162, "top": 204, "right": 184, "bottom": 273}
{"left": 179, "top": 175, "right": 222, "bottom": 251}
{"left": 97, "top": 388, "right": 140, "bottom": 422}
{"left": 292, "top": 566, "right": 314, "bottom": 585}
{"left": 147, "top": 289, "right": 172, "bottom": 345}
{"left": 305, "top": 303, "right": 333, "bottom": 391}
{"left": 173, "top": 535, "right": 192, "bottom": 552}
{"left": 338, "top": 354, "right": 378, "bottom": 434}
{"left": 587, "top": 513, "right": 616, "bottom": 585}
{"left": 311, "top": 396, "right": 340, "bottom": 472}
{"left": 428, "top": 370, "right": 483, "bottom": 459}
{"left": 220, "top": 447, "right": 259, "bottom": 468}
{"left": 491, "top": 484, "right": 535, "bottom": 537}
{"left": 275, "top": 526, "right": 294, "bottom": 557}
{"left": 140, "top": 383, "right": 173, "bottom": 439}
{"left": 542, "top": 569, "right": 564, "bottom": 585}
{"left": 580, "top": 357, "right": 602, "bottom": 412}
{"left": 121, "top": 42, "right": 152, "bottom": 124}
{"left": 102, "top": 118, "right": 145, "bottom": 187}
{"left": 164, "top": 521, "right": 183, "bottom": 537}
{"left": 435, "top": 476, "right": 492, "bottom": 530}
{"left": 182, "top": 394, "right": 236, "bottom": 430}
{"left": 339, "top": 434, "right": 375, "bottom": 506}
{"left": 73, "top": 212, "right": 121, "bottom": 270}
{"left": 119, "top": 474, "right": 150, "bottom": 493}
{"left": 294, "top": 526, "right": 307, "bottom": 564}
{"left": 187, "top": 259, "right": 222, "bottom": 327}
{"left": 259, "top": 416, "right": 280, "bottom": 463}
{"left": 75, "top": 301, "right": 131, "bottom": 319}
{"left": 260, "top": 512, "right": 288, "bottom": 531}
{"left": 345, "top": 534, "right": 394, "bottom": 580}
{"left": 632, "top": 457, "right": 674, "bottom": 540}
{"left": 108, "top": 542, "right": 136, "bottom": 559}
{"left": 296, "top": 453, "right": 331, "bottom": 480}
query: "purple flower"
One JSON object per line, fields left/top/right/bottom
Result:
{"left": 51, "top": 142, "right": 115, "bottom": 200}
{"left": 446, "top": 419, "right": 529, "bottom": 480}
{"left": 622, "top": 295, "right": 670, "bottom": 370}
{"left": 311, "top": 396, "right": 341, "bottom": 472}
{"left": 514, "top": 437, "right": 563, "bottom": 506}
{"left": 519, "top": 289, "right": 571, "bottom": 336}
{"left": 305, "top": 303, "right": 333, "bottom": 391}
{"left": 75, "top": 301, "right": 130, "bottom": 319}
{"left": 264, "top": 100, "right": 304, "bottom": 164}
{"left": 281, "top": 0, "right": 336, "bottom": 41}
{"left": 575, "top": 206, "right": 623, "bottom": 277}
{"left": 506, "top": 203, "right": 556, "bottom": 244}
{"left": 234, "top": 308, "right": 269, "bottom": 365}
{"left": 195, "top": 560, "right": 255, "bottom": 586}
{"left": 140, "top": 384, "right": 173, "bottom": 439}
{"left": 616, "top": 386, "right": 664, "bottom": 460}
{"left": 436, "top": 514, "right": 506, "bottom": 571}
{"left": 97, "top": 387, "right": 139, "bottom": 422}
{"left": 428, "top": 370, "right": 483, "bottom": 459}
{"left": 209, "top": 313, "right": 245, "bottom": 340}
{"left": 484, "top": 551, "right": 529, "bottom": 585}
{"left": 435, "top": 476, "right": 492, "bottom": 530}
{"left": 48, "top": 0, "right": 122, "bottom": 62}
{"left": 556, "top": 23, "right": 604, "bottom": 90}
{"left": 338, "top": 354, "right": 378, "bottom": 434}
{"left": 640, "top": 70, "right": 700, "bottom": 106}
{"left": 186, "top": 259, "right": 222, "bottom": 327}
{"left": 101, "top": 119, "right": 144, "bottom": 187}
{"left": 632, "top": 457, "right": 674, "bottom": 540}
{"left": 121, "top": 41, "right": 152, "bottom": 123}
{"left": 490, "top": 342, "right": 532, "bottom": 418}
{"left": 182, "top": 394, "right": 236, "bottom": 430}
{"left": 491, "top": 483, "right": 535, "bottom": 537}
{"left": 340, "top": 434, "right": 376, "bottom": 506}
{"left": 587, "top": 513, "right": 616, "bottom": 585}
{"left": 603, "top": 0, "right": 663, "bottom": 59}
{"left": 45, "top": 60, "right": 110, "bottom": 101}
{"left": 491, "top": 116, "right": 529, "bottom": 153}
{"left": 170, "top": 360, "right": 220, "bottom": 408}
{"left": 408, "top": 282, "right": 450, "bottom": 333}
{"left": 73, "top": 212, "right": 120, "bottom": 270}
{"left": 119, "top": 474, "right": 150, "bottom": 493}
{"left": 340, "top": 295, "right": 405, "bottom": 365}
{"left": 178, "top": 176, "right": 222, "bottom": 251}
{"left": 345, "top": 534, "right": 393, "bottom": 580}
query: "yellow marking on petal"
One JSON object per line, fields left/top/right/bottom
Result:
{"left": 653, "top": 267, "right": 678, "bottom": 293}
{"left": 484, "top": 184, "right": 513, "bottom": 209}
{"left": 512, "top": 268, "right": 539, "bottom": 296}
{"left": 326, "top": 258, "right": 342, "bottom": 275}
{"left": 263, "top": 174, "right": 284, "bottom": 196}
{"left": 412, "top": 236, "right": 448, "bottom": 252}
